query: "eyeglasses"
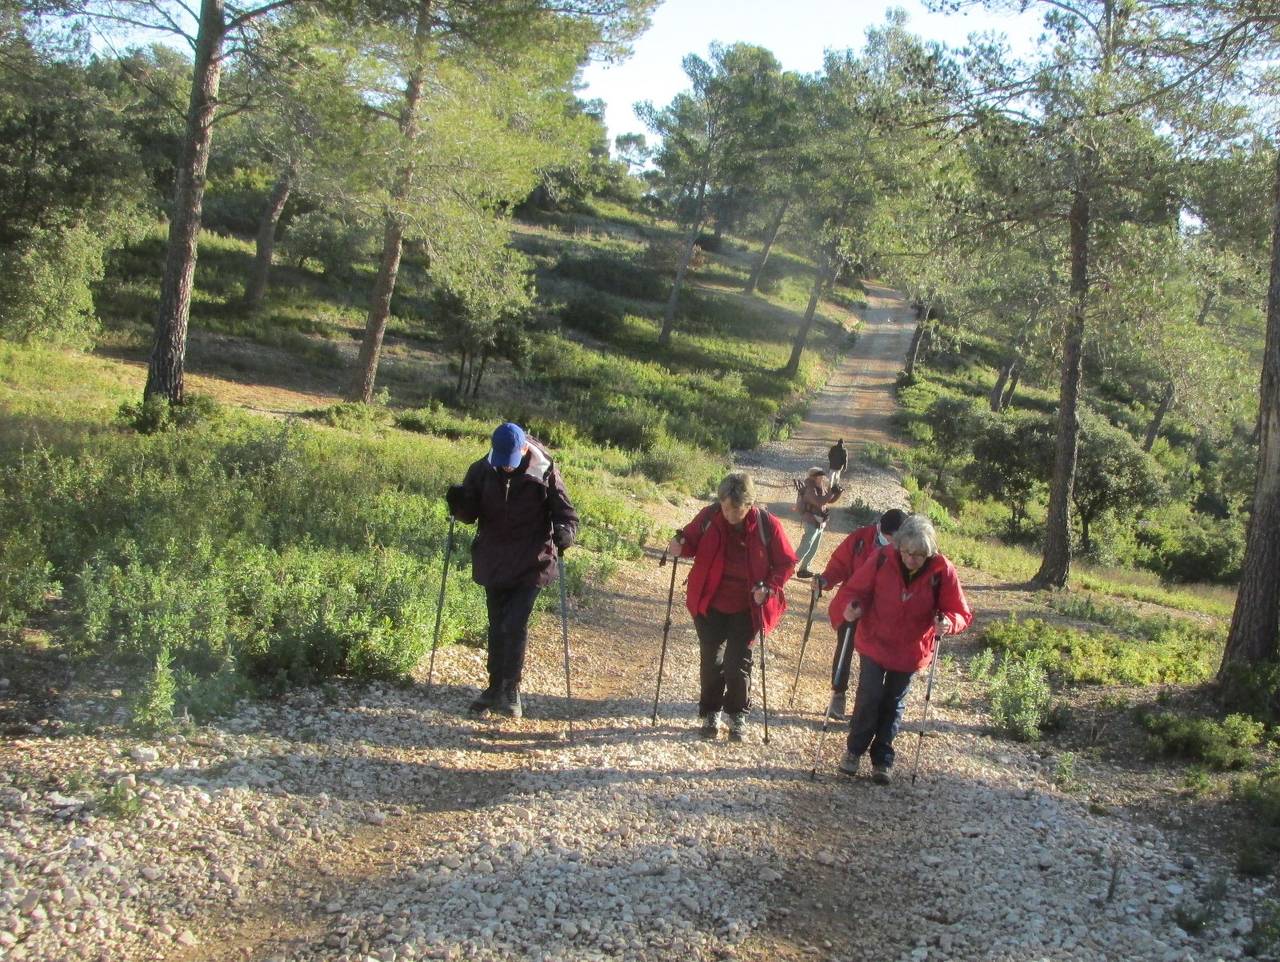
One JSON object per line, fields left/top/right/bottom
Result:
{"left": 901, "top": 549, "right": 929, "bottom": 559}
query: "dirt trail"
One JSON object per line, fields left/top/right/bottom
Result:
{"left": 7, "top": 288, "right": 1255, "bottom": 962}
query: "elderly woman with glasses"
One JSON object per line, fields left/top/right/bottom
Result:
{"left": 825, "top": 514, "right": 972, "bottom": 783}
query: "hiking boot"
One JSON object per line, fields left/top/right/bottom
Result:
{"left": 795, "top": 568, "right": 813, "bottom": 580}
{"left": 826, "top": 691, "right": 847, "bottom": 720}
{"left": 494, "top": 681, "right": 522, "bottom": 720}
{"left": 468, "top": 684, "right": 500, "bottom": 714}
{"left": 700, "top": 711, "right": 720, "bottom": 740}
{"left": 871, "top": 764, "right": 892, "bottom": 785}
{"left": 838, "top": 750, "right": 862, "bottom": 776}
{"left": 727, "top": 712, "right": 748, "bottom": 743}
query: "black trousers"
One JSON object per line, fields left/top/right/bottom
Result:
{"left": 830, "top": 621, "right": 857, "bottom": 693}
{"left": 694, "top": 608, "right": 755, "bottom": 717}
{"left": 484, "top": 583, "right": 541, "bottom": 687}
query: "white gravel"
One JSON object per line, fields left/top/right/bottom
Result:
{"left": 1, "top": 634, "right": 1271, "bottom": 962}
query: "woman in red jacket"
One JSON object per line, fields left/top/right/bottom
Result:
{"left": 667, "top": 472, "right": 798, "bottom": 742}
{"left": 827, "top": 514, "right": 972, "bottom": 783}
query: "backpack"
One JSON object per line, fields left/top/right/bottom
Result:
{"left": 699, "top": 503, "right": 774, "bottom": 549}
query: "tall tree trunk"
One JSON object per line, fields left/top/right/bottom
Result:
{"left": 1033, "top": 176, "right": 1091, "bottom": 589}
{"left": 1142, "top": 381, "right": 1176, "bottom": 452}
{"left": 1000, "top": 362, "right": 1022, "bottom": 412}
{"left": 1220, "top": 146, "right": 1280, "bottom": 684}
{"left": 658, "top": 163, "right": 710, "bottom": 348}
{"left": 243, "top": 163, "right": 296, "bottom": 313}
{"left": 456, "top": 349, "right": 468, "bottom": 394}
{"left": 350, "top": 215, "right": 406, "bottom": 403}
{"left": 990, "top": 310, "right": 1038, "bottom": 411}
{"left": 744, "top": 197, "right": 789, "bottom": 295}
{"left": 904, "top": 301, "right": 932, "bottom": 378}
{"left": 783, "top": 253, "right": 834, "bottom": 378}
{"left": 143, "top": 0, "right": 225, "bottom": 403}
{"left": 990, "top": 359, "right": 1013, "bottom": 412}
{"left": 473, "top": 351, "right": 489, "bottom": 398}
{"left": 346, "top": 3, "right": 429, "bottom": 403}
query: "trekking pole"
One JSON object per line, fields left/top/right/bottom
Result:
{"left": 788, "top": 583, "right": 822, "bottom": 709}
{"left": 910, "top": 618, "right": 946, "bottom": 785}
{"left": 755, "top": 583, "right": 771, "bottom": 746}
{"left": 425, "top": 515, "right": 456, "bottom": 695}
{"left": 651, "top": 549, "right": 679, "bottom": 725}
{"left": 809, "top": 621, "right": 853, "bottom": 780}
{"left": 557, "top": 551, "right": 574, "bottom": 741}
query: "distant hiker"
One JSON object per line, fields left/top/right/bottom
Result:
{"left": 445, "top": 422, "right": 578, "bottom": 721}
{"left": 828, "top": 439, "right": 848, "bottom": 486}
{"left": 827, "top": 514, "right": 972, "bottom": 784}
{"left": 811, "top": 507, "right": 908, "bottom": 720}
{"left": 794, "top": 467, "right": 842, "bottom": 580}
{"left": 666, "top": 472, "right": 797, "bottom": 742}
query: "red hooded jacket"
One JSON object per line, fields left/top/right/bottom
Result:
{"left": 676, "top": 504, "right": 797, "bottom": 636}
{"left": 827, "top": 546, "right": 973, "bottom": 673}
{"left": 818, "top": 522, "right": 883, "bottom": 591}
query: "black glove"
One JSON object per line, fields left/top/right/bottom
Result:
{"left": 830, "top": 484, "right": 844, "bottom": 499}
{"left": 444, "top": 485, "right": 466, "bottom": 517}
{"left": 552, "top": 525, "right": 573, "bottom": 552}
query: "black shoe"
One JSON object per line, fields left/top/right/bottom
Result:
{"left": 727, "top": 712, "right": 748, "bottom": 742}
{"left": 494, "top": 681, "right": 523, "bottom": 720}
{"left": 468, "top": 684, "right": 500, "bottom": 714}
{"left": 795, "top": 568, "right": 813, "bottom": 580}
{"left": 700, "top": 711, "right": 720, "bottom": 739}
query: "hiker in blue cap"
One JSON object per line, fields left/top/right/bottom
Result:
{"left": 445, "top": 422, "right": 579, "bottom": 719}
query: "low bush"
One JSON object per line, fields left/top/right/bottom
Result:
{"left": 0, "top": 530, "right": 57, "bottom": 631}
{"left": 988, "top": 656, "right": 1053, "bottom": 741}
{"left": 981, "top": 615, "right": 1218, "bottom": 687}
{"left": 560, "top": 297, "right": 625, "bottom": 337}
{"left": 555, "top": 250, "right": 667, "bottom": 301}
{"left": 393, "top": 403, "right": 490, "bottom": 441}
{"left": 1141, "top": 711, "right": 1264, "bottom": 770}
{"left": 634, "top": 435, "right": 723, "bottom": 491}
{"left": 117, "top": 394, "right": 223, "bottom": 434}
{"left": 861, "top": 442, "right": 896, "bottom": 468}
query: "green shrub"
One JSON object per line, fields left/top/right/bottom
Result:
{"left": 131, "top": 645, "right": 177, "bottom": 731}
{"left": 1244, "top": 900, "right": 1280, "bottom": 954}
{"left": 554, "top": 251, "right": 666, "bottom": 301}
{"left": 307, "top": 401, "right": 393, "bottom": 432}
{"left": 843, "top": 497, "right": 881, "bottom": 529}
{"left": 1219, "top": 659, "right": 1280, "bottom": 724}
{"left": 394, "top": 403, "right": 489, "bottom": 441}
{"left": 0, "top": 222, "right": 119, "bottom": 347}
{"left": 117, "top": 393, "right": 223, "bottom": 434}
{"left": 989, "top": 656, "right": 1052, "bottom": 741}
{"left": 968, "top": 647, "right": 996, "bottom": 681}
{"left": 560, "top": 297, "right": 625, "bottom": 337}
{"left": 981, "top": 615, "right": 1218, "bottom": 687}
{"left": 1137, "top": 508, "right": 1244, "bottom": 584}
{"left": 0, "top": 530, "right": 56, "bottom": 631}
{"left": 281, "top": 209, "right": 375, "bottom": 280}
{"left": 1141, "top": 711, "right": 1263, "bottom": 770}
{"left": 861, "top": 442, "right": 896, "bottom": 468}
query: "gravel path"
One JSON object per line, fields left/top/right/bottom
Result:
{"left": 0, "top": 286, "right": 1268, "bottom": 962}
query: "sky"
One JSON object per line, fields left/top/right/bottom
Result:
{"left": 579, "top": 0, "right": 1046, "bottom": 143}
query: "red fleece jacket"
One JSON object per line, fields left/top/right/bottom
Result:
{"left": 676, "top": 504, "right": 797, "bottom": 636}
{"left": 827, "top": 546, "right": 973, "bottom": 673}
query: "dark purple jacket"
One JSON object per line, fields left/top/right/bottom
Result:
{"left": 453, "top": 439, "right": 579, "bottom": 589}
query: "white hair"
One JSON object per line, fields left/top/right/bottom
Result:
{"left": 894, "top": 514, "right": 938, "bottom": 558}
